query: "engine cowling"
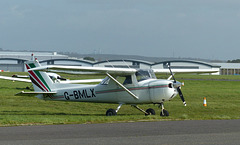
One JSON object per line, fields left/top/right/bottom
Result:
{"left": 148, "top": 80, "right": 178, "bottom": 103}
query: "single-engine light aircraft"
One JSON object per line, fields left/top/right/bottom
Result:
{"left": 0, "top": 55, "right": 218, "bottom": 116}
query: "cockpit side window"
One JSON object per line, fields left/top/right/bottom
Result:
{"left": 149, "top": 69, "right": 157, "bottom": 79}
{"left": 136, "top": 70, "right": 156, "bottom": 82}
{"left": 123, "top": 75, "right": 132, "bottom": 85}
{"left": 136, "top": 70, "right": 150, "bottom": 82}
{"left": 100, "top": 75, "right": 133, "bottom": 85}
{"left": 101, "top": 77, "right": 110, "bottom": 85}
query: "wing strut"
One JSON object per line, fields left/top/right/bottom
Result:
{"left": 106, "top": 73, "right": 139, "bottom": 100}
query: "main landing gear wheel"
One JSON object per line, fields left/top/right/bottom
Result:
{"left": 145, "top": 108, "right": 156, "bottom": 116}
{"left": 106, "top": 108, "right": 117, "bottom": 116}
{"left": 160, "top": 109, "right": 169, "bottom": 117}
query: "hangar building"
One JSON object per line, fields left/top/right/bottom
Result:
{"left": 0, "top": 51, "right": 68, "bottom": 72}
{"left": 0, "top": 51, "right": 235, "bottom": 75}
{"left": 212, "top": 63, "right": 240, "bottom": 75}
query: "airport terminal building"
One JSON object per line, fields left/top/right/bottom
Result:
{"left": 0, "top": 51, "right": 238, "bottom": 75}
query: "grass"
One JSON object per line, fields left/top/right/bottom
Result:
{"left": 0, "top": 72, "right": 239, "bottom": 126}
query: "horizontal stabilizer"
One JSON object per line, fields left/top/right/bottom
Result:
{"left": 15, "top": 91, "right": 57, "bottom": 96}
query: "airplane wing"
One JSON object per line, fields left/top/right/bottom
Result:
{"left": 0, "top": 75, "right": 102, "bottom": 84}
{"left": 15, "top": 91, "right": 57, "bottom": 96}
{"left": 153, "top": 69, "right": 219, "bottom": 74}
{"left": 0, "top": 75, "right": 31, "bottom": 83}
{"left": 58, "top": 79, "right": 103, "bottom": 84}
{"left": 30, "top": 65, "right": 219, "bottom": 75}
{"left": 30, "top": 65, "right": 137, "bottom": 75}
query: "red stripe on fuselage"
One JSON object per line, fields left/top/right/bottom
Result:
{"left": 96, "top": 85, "right": 168, "bottom": 94}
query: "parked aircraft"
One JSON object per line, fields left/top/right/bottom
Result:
{"left": 0, "top": 72, "right": 102, "bottom": 84}
{"left": 0, "top": 56, "right": 218, "bottom": 116}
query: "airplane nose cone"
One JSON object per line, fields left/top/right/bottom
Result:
{"left": 173, "top": 81, "right": 184, "bottom": 88}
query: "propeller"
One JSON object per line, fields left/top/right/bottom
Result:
{"left": 167, "top": 63, "right": 187, "bottom": 106}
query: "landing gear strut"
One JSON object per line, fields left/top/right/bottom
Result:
{"left": 159, "top": 103, "right": 169, "bottom": 117}
{"left": 106, "top": 104, "right": 122, "bottom": 116}
{"left": 132, "top": 105, "right": 155, "bottom": 116}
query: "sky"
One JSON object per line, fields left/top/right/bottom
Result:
{"left": 1, "top": 0, "right": 240, "bottom": 60}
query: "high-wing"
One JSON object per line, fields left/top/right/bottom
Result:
{"left": 29, "top": 65, "right": 137, "bottom": 75}
{"left": 30, "top": 65, "right": 218, "bottom": 75}
{"left": 153, "top": 69, "right": 219, "bottom": 74}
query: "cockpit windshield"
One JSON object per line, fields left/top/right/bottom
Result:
{"left": 135, "top": 69, "right": 156, "bottom": 82}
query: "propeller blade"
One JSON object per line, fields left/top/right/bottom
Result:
{"left": 167, "top": 63, "right": 176, "bottom": 83}
{"left": 177, "top": 87, "right": 187, "bottom": 106}
{"left": 167, "top": 63, "right": 186, "bottom": 106}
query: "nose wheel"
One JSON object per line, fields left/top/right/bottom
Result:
{"left": 159, "top": 103, "right": 169, "bottom": 117}
{"left": 160, "top": 109, "right": 169, "bottom": 116}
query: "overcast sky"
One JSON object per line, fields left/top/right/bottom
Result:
{"left": 1, "top": 0, "right": 240, "bottom": 60}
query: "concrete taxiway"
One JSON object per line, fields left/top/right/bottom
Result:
{"left": 0, "top": 119, "right": 239, "bottom": 145}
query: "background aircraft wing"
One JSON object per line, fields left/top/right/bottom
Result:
{"left": 15, "top": 91, "right": 57, "bottom": 96}
{"left": 30, "top": 65, "right": 137, "bottom": 75}
{"left": 0, "top": 75, "right": 31, "bottom": 83}
{"left": 59, "top": 79, "right": 103, "bottom": 84}
{"left": 0, "top": 75, "right": 102, "bottom": 84}
{"left": 153, "top": 69, "right": 219, "bottom": 74}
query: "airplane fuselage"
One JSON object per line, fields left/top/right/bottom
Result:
{"left": 39, "top": 79, "right": 178, "bottom": 105}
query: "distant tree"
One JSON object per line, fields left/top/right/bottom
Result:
{"left": 227, "top": 59, "right": 240, "bottom": 63}
{"left": 83, "top": 57, "right": 95, "bottom": 61}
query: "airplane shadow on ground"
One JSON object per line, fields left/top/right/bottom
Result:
{"left": 0, "top": 110, "right": 113, "bottom": 116}
{"left": 16, "top": 87, "right": 33, "bottom": 91}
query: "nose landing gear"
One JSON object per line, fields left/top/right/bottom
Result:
{"left": 159, "top": 102, "right": 169, "bottom": 117}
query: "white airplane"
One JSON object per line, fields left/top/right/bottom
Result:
{"left": 1, "top": 56, "right": 218, "bottom": 116}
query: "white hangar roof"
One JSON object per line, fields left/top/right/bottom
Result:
{"left": 213, "top": 63, "right": 240, "bottom": 69}
{"left": 152, "top": 60, "right": 220, "bottom": 69}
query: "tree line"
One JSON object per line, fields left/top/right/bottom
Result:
{"left": 227, "top": 59, "right": 240, "bottom": 63}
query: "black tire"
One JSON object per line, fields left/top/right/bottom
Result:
{"left": 160, "top": 109, "right": 169, "bottom": 117}
{"left": 106, "top": 108, "right": 117, "bottom": 116}
{"left": 145, "top": 108, "right": 156, "bottom": 116}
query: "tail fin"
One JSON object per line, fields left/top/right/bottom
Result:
{"left": 25, "top": 55, "right": 54, "bottom": 92}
